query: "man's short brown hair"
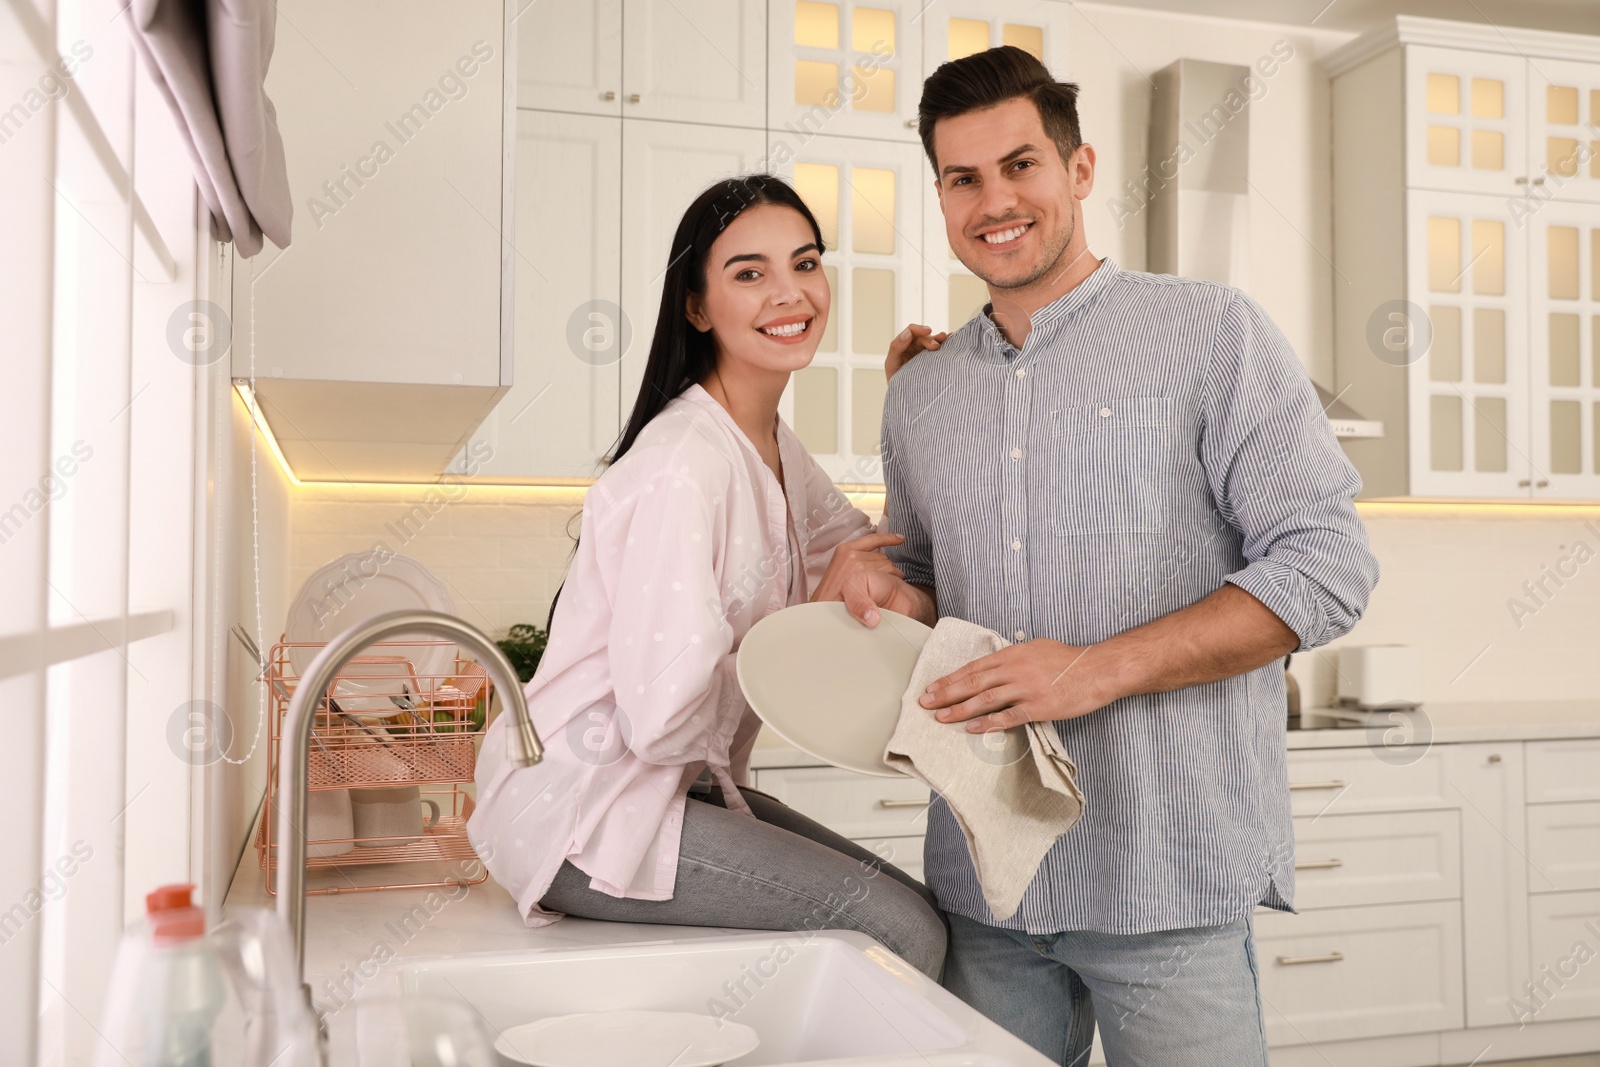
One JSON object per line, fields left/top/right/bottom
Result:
{"left": 917, "top": 45, "right": 1082, "bottom": 176}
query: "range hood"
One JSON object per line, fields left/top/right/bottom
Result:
{"left": 1317, "top": 384, "right": 1384, "bottom": 440}
{"left": 1147, "top": 59, "right": 1384, "bottom": 442}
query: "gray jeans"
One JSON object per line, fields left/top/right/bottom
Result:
{"left": 540, "top": 784, "right": 948, "bottom": 978}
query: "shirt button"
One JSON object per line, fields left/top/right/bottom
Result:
{"left": 1011, "top": 538, "right": 1022, "bottom": 551}
{"left": 1014, "top": 630, "right": 1027, "bottom": 641}
{"left": 1016, "top": 368, "right": 1027, "bottom": 378}
{"left": 1099, "top": 406, "right": 1113, "bottom": 418}
{"left": 1011, "top": 447, "right": 1024, "bottom": 460}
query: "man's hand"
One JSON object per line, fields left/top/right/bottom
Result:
{"left": 920, "top": 639, "right": 1116, "bottom": 732}
{"left": 886, "top": 324, "right": 949, "bottom": 381}
{"left": 921, "top": 584, "right": 1298, "bottom": 732}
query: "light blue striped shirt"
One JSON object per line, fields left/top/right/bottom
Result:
{"left": 882, "top": 258, "right": 1379, "bottom": 935}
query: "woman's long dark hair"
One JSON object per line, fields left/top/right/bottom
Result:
{"left": 544, "top": 174, "right": 827, "bottom": 631}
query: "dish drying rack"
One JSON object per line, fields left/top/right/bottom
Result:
{"left": 253, "top": 637, "right": 495, "bottom": 895}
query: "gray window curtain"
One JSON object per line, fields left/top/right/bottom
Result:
{"left": 127, "top": 0, "right": 292, "bottom": 257}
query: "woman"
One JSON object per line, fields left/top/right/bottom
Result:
{"left": 468, "top": 175, "right": 947, "bottom": 978}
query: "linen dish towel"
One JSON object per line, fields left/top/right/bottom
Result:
{"left": 883, "top": 617, "right": 1085, "bottom": 920}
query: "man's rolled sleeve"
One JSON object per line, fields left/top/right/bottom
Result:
{"left": 1200, "top": 291, "right": 1379, "bottom": 651}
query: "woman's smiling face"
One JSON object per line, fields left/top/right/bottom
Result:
{"left": 687, "top": 203, "right": 831, "bottom": 378}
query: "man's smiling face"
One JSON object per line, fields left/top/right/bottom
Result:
{"left": 931, "top": 95, "right": 1093, "bottom": 292}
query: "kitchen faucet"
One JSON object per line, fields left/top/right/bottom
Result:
{"left": 274, "top": 610, "right": 544, "bottom": 995}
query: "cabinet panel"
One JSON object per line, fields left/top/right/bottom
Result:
{"left": 1254, "top": 901, "right": 1465, "bottom": 1046}
{"left": 754, "top": 766, "right": 930, "bottom": 839}
{"left": 623, "top": 0, "right": 767, "bottom": 128}
{"left": 768, "top": 0, "right": 924, "bottom": 143}
{"left": 516, "top": 0, "right": 624, "bottom": 115}
{"left": 767, "top": 133, "right": 926, "bottom": 483}
{"left": 1529, "top": 200, "right": 1600, "bottom": 497}
{"left": 1404, "top": 46, "right": 1527, "bottom": 196}
{"left": 1529, "top": 802, "right": 1600, "bottom": 893}
{"left": 1527, "top": 890, "right": 1600, "bottom": 1022}
{"left": 1528, "top": 57, "right": 1600, "bottom": 203}
{"left": 1284, "top": 747, "right": 1453, "bottom": 816}
{"left": 1291, "top": 810, "right": 1461, "bottom": 910}
{"left": 1527, "top": 738, "right": 1600, "bottom": 802}
{"left": 1444, "top": 741, "right": 1532, "bottom": 1028}
{"left": 919, "top": 1, "right": 1069, "bottom": 84}
{"left": 466, "top": 112, "right": 622, "bottom": 479}
{"left": 618, "top": 120, "right": 771, "bottom": 421}
{"left": 1405, "top": 189, "right": 1529, "bottom": 497}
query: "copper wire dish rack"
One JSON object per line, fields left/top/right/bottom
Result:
{"left": 253, "top": 637, "right": 495, "bottom": 895}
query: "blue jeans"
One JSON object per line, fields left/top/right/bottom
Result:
{"left": 942, "top": 911, "right": 1269, "bottom": 1067}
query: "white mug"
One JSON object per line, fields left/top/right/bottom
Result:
{"left": 351, "top": 786, "right": 440, "bottom": 847}
{"left": 270, "top": 788, "right": 355, "bottom": 858}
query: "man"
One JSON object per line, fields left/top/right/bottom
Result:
{"left": 823, "top": 46, "right": 1379, "bottom": 1066}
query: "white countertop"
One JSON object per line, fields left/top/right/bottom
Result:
{"left": 230, "top": 699, "right": 1600, "bottom": 1013}
{"left": 749, "top": 699, "right": 1600, "bottom": 767}
{"left": 224, "top": 829, "right": 751, "bottom": 1014}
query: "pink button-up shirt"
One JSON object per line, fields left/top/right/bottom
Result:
{"left": 468, "top": 384, "right": 875, "bottom": 926}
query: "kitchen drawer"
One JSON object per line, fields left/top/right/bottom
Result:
{"left": 1292, "top": 810, "right": 1461, "bottom": 909}
{"left": 751, "top": 767, "right": 930, "bottom": 839}
{"left": 1285, "top": 748, "right": 1453, "bottom": 816}
{"left": 854, "top": 836, "right": 925, "bottom": 883}
{"left": 1528, "top": 802, "right": 1600, "bottom": 893}
{"left": 1254, "top": 901, "right": 1464, "bottom": 1045}
{"left": 1526, "top": 739, "right": 1600, "bottom": 803}
{"left": 1528, "top": 890, "right": 1600, "bottom": 1022}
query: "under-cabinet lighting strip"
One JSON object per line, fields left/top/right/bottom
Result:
{"left": 232, "top": 385, "right": 1600, "bottom": 516}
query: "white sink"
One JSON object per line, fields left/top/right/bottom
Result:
{"left": 394, "top": 930, "right": 1054, "bottom": 1066}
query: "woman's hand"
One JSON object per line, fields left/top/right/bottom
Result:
{"left": 810, "top": 532, "right": 905, "bottom": 606}
{"left": 886, "top": 324, "right": 949, "bottom": 381}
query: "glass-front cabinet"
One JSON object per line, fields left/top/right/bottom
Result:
{"left": 1332, "top": 17, "right": 1600, "bottom": 499}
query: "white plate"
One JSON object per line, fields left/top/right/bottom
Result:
{"left": 493, "top": 1010, "right": 759, "bottom": 1067}
{"left": 284, "top": 553, "right": 456, "bottom": 713}
{"left": 736, "top": 601, "right": 932, "bottom": 778}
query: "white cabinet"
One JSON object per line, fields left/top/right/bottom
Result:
{"left": 519, "top": 0, "right": 765, "bottom": 127}
{"left": 1404, "top": 47, "right": 1528, "bottom": 197}
{"left": 1532, "top": 59, "right": 1600, "bottom": 204}
{"left": 1402, "top": 189, "right": 1529, "bottom": 497}
{"left": 516, "top": 0, "right": 624, "bottom": 117}
{"left": 1528, "top": 891, "right": 1600, "bottom": 1022}
{"left": 1528, "top": 200, "right": 1600, "bottom": 497}
{"left": 1255, "top": 901, "right": 1465, "bottom": 1046}
{"left": 624, "top": 0, "right": 767, "bottom": 128}
{"left": 767, "top": 133, "right": 926, "bottom": 483}
{"left": 1330, "top": 17, "right": 1600, "bottom": 500}
{"left": 468, "top": 112, "right": 624, "bottom": 480}
{"left": 233, "top": 0, "right": 513, "bottom": 481}
{"left": 618, "top": 121, "right": 772, "bottom": 419}
{"left": 768, "top": 0, "right": 922, "bottom": 143}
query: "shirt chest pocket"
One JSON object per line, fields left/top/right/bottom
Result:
{"left": 1045, "top": 396, "right": 1176, "bottom": 535}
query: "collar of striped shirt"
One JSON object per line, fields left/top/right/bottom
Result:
{"left": 971, "top": 255, "right": 1120, "bottom": 362}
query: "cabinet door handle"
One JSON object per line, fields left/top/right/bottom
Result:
{"left": 1518, "top": 478, "right": 1532, "bottom": 487}
{"left": 628, "top": 93, "right": 642, "bottom": 103}
{"left": 1533, "top": 176, "right": 1547, "bottom": 185}
{"left": 1295, "top": 858, "right": 1344, "bottom": 870}
{"left": 603, "top": 90, "right": 617, "bottom": 101}
{"left": 1288, "top": 779, "right": 1346, "bottom": 791}
{"left": 1516, "top": 176, "right": 1530, "bottom": 185}
{"left": 878, "top": 798, "right": 930, "bottom": 809}
{"left": 1536, "top": 479, "right": 1550, "bottom": 488}
{"left": 1277, "top": 951, "right": 1345, "bottom": 966}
